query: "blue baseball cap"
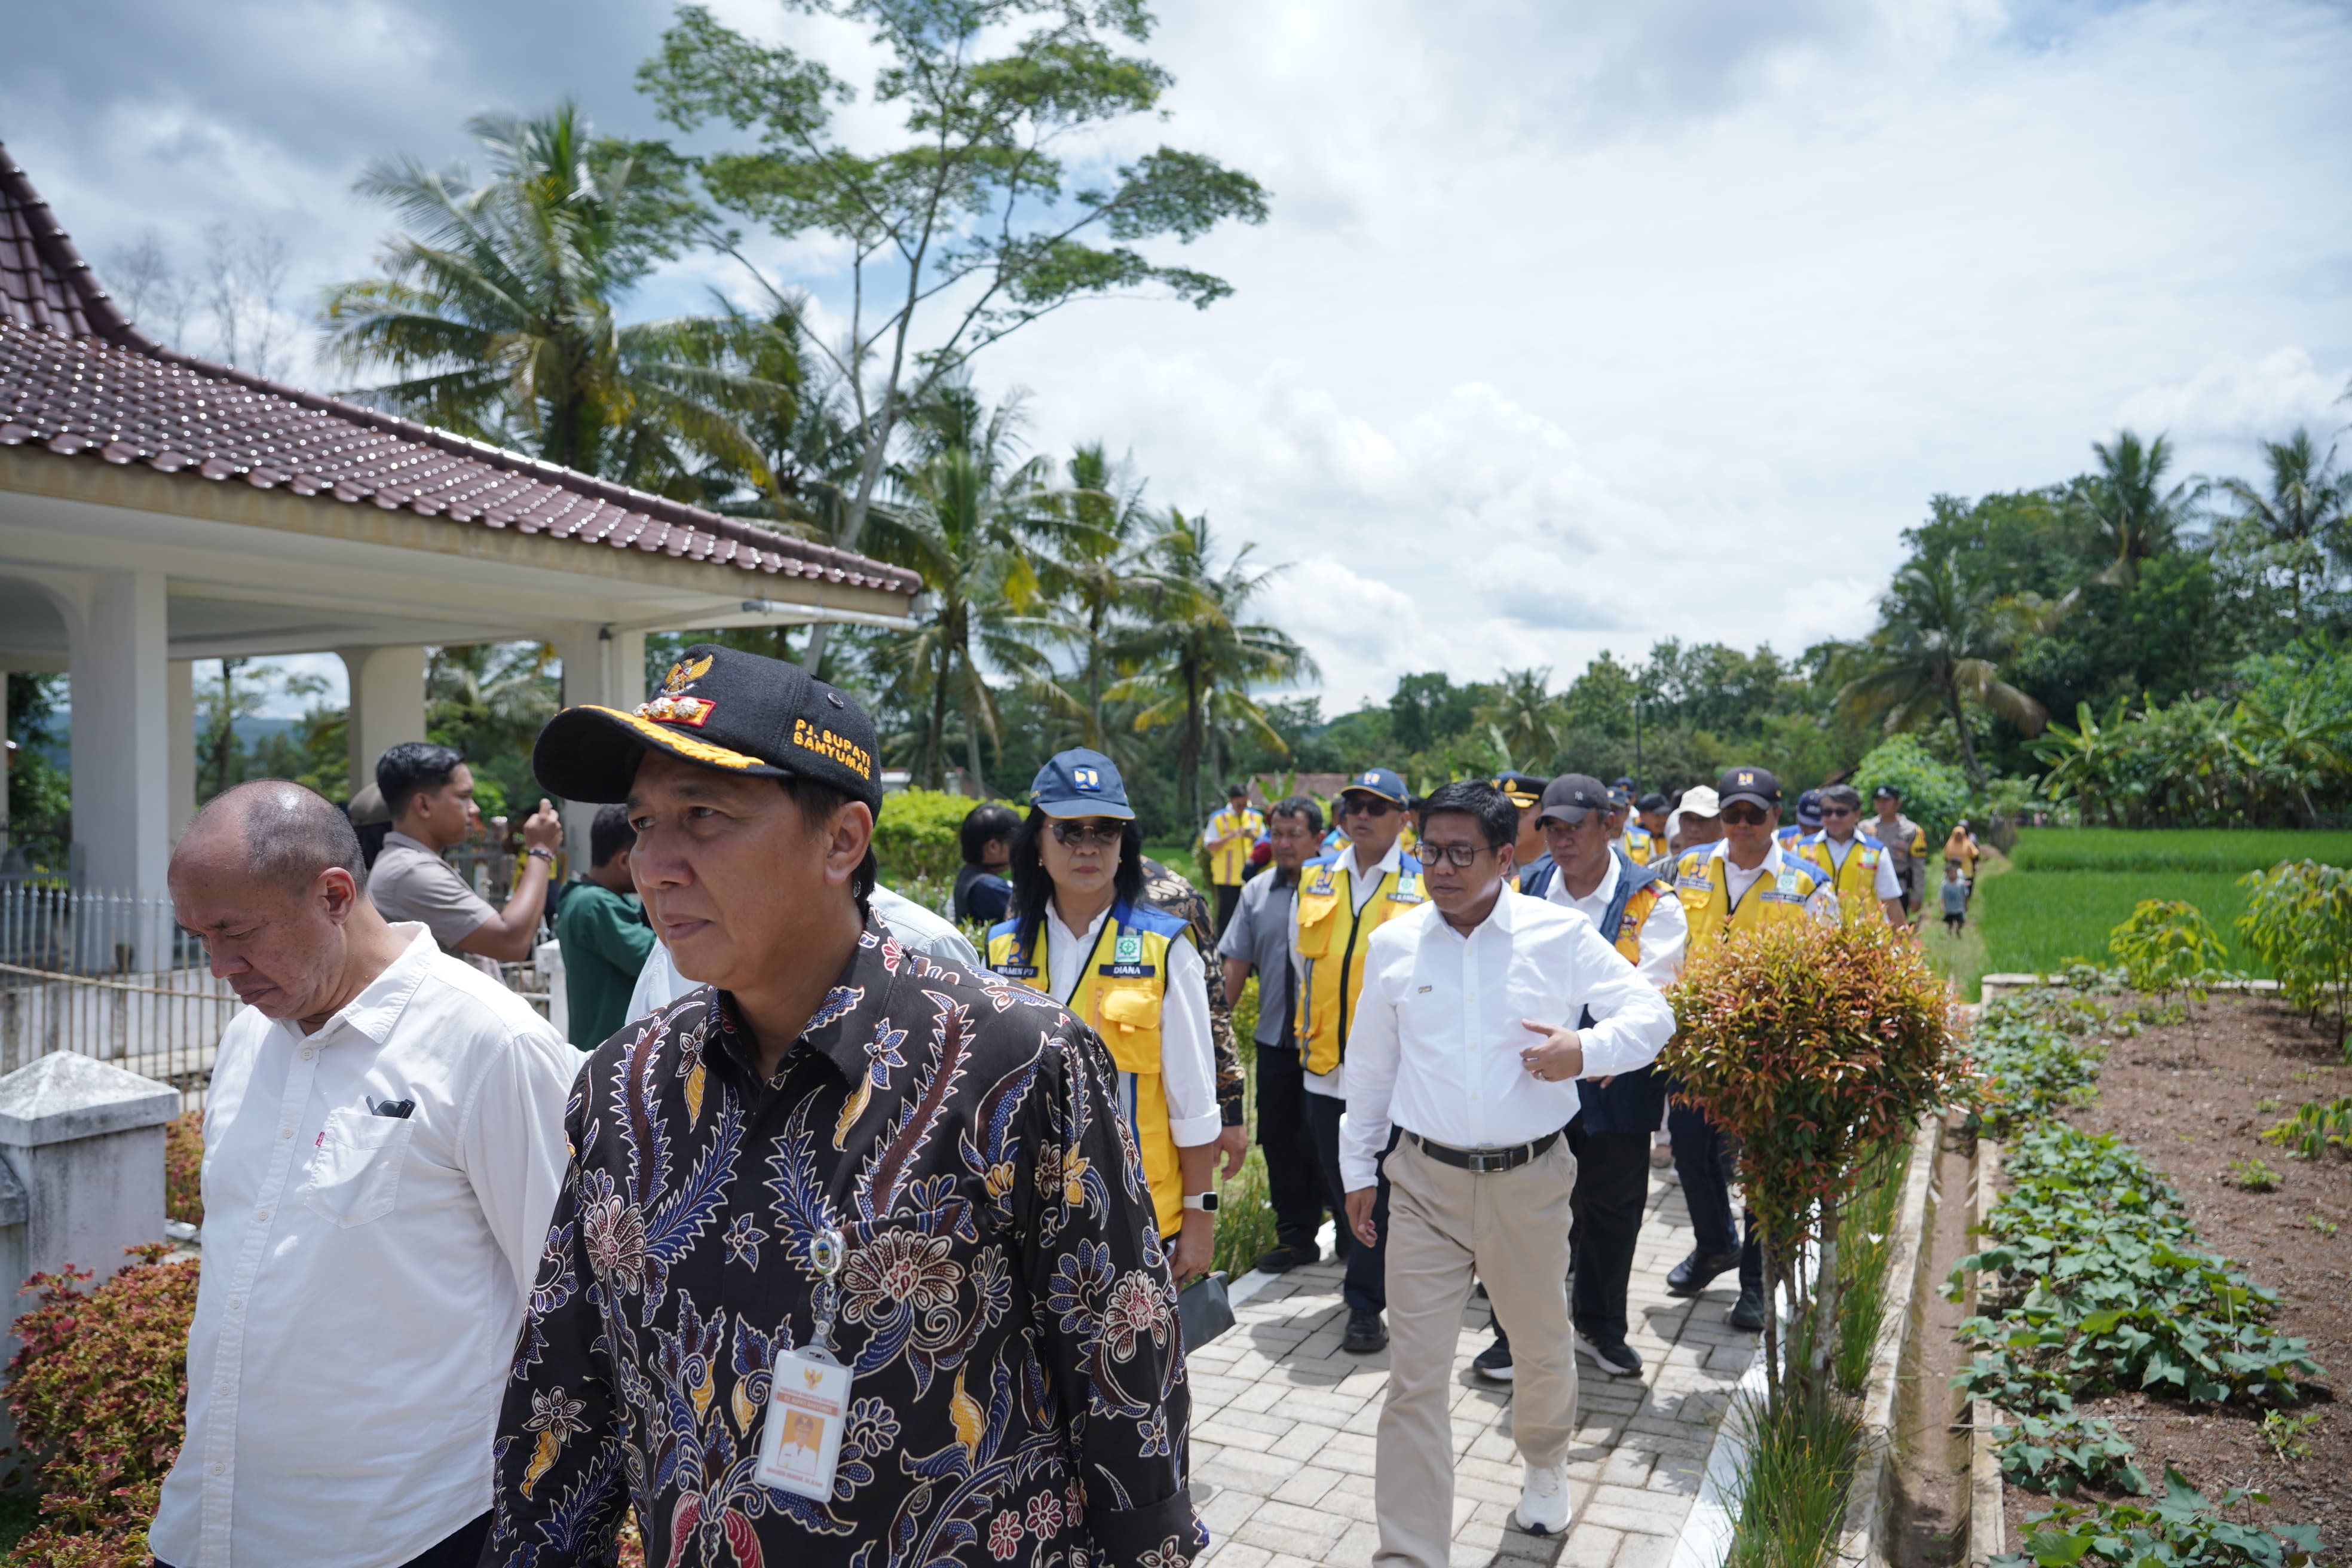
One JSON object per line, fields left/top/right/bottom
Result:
{"left": 1794, "top": 788, "right": 1824, "bottom": 828}
{"left": 1029, "top": 748, "right": 1134, "bottom": 820}
{"left": 1339, "top": 767, "right": 1409, "bottom": 806}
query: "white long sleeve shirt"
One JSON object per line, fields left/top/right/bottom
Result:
{"left": 1544, "top": 853, "right": 1689, "bottom": 993}
{"left": 1045, "top": 901, "right": 1221, "bottom": 1147}
{"left": 150, "top": 926, "right": 578, "bottom": 1568}
{"left": 1339, "top": 890, "right": 1676, "bottom": 1190}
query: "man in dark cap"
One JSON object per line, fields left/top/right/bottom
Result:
{"left": 491, "top": 647, "right": 1200, "bottom": 1568}
{"left": 1869, "top": 783, "right": 1928, "bottom": 920}
{"left": 1491, "top": 771, "right": 1552, "bottom": 893}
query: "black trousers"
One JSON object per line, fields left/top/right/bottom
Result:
{"left": 1305, "top": 1091, "right": 1388, "bottom": 1313}
{"left": 1567, "top": 1125, "right": 1652, "bottom": 1345}
{"left": 1254, "top": 1042, "right": 1332, "bottom": 1248}
{"left": 1669, "top": 1101, "right": 1763, "bottom": 1295}
{"left": 158, "top": 1509, "right": 491, "bottom": 1568}
{"left": 1214, "top": 883, "right": 1242, "bottom": 936}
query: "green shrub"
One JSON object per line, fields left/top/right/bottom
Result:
{"left": 1853, "top": 736, "right": 1971, "bottom": 849}
{"left": 1667, "top": 918, "right": 1962, "bottom": 1407}
{"left": 164, "top": 1111, "right": 201, "bottom": 1227}
{"left": 2260, "top": 1097, "right": 2352, "bottom": 1160}
{"left": 1210, "top": 1146, "right": 1278, "bottom": 1279}
{"left": 1995, "top": 1411, "right": 2149, "bottom": 1497}
{"left": 6, "top": 1247, "right": 200, "bottom": 1564}
{"left": 2107, "top": 898, "right": 2229, "bottom": 1004}
{"left": 871, "top": 789, "right": 982, "bottom": 884}
{"left": 2237, "top": 860, "right": 2352, "bottom": 1051}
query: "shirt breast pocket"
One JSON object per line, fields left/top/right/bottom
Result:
{"left": 301, "top": 1105, "right": 416, "bottom": 1228}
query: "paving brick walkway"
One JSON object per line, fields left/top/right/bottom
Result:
{"left": 1184, "top": 1163, "right": 1757, "bottom": 1568}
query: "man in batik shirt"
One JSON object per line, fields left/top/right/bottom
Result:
{"left": 494, "top": 647, "right": 1199, "bottom": 1568}
{"left": 1141, "top": 856, "right": 1247, "bottom": 1174}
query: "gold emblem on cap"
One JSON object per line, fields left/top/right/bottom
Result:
{"left": 660, "top": 654, "right": 715, "bottom": 695}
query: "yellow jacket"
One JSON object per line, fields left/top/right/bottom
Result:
{"left": 1201, "top": 806, "right": 1264, "bottom": 887}
{"left": 1677, "top": 842, "right": 1838, "bottom": 951}
{"left": 1293, "top": 847, "right": 1426, "bottom": 1077}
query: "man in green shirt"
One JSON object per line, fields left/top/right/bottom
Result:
{"left": 553, "top": 803, "right": 655, "bottom": 1048}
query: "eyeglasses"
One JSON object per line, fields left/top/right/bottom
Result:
{"left": 1819, "top": 805, "right": 1856, "bottom": 819}
{"left": 1417, "top": 841, "right": 1492, "bottom": 869}
{"left": 1342, "top": 796, "right": 1395, "bottom": 817}
{"left": 1049, "top": 820, "right": 1124, "bottom": 848}
{"left": 1720, "top": 804, "right": 1771, "bottom": 826}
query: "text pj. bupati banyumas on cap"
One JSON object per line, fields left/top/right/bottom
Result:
{"left": 530, "top": 643, "right": 883, "bottom": 811}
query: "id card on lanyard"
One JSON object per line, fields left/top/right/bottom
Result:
{"left": 755, "top": 1227, "right": 856, "bottom": 1499}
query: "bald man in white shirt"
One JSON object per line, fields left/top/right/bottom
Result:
{"left": 1342, "top": 780, "right": 1674, "bottom": 1559}
{"left": 153, "top": 781, "right": 576, "bottom": 1568}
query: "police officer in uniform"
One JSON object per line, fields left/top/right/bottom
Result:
{"left": 1666, "top": 766, "right": 1836, "bottom": 1332}
{"left": 1493, "top": 771, "right": 1552, "bottom": 893}
{"left": 1297, "top": 766, "right": 1426, "bottom": 1353}
{"left": 1869, "top": 784, "right": 1929, "bottom": 919}
{"left": 986, "top": 749, "right": 1223, "bottom": 1279}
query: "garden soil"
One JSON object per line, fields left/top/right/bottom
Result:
{"left": 2003, "top": 994, "right": 2352, "bottom": 1548}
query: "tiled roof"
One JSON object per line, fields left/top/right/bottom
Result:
{"left": 0, "top": 145, "right": 918, "bottom": 596}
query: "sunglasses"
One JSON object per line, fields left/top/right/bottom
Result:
{"left": 1417, "top": 840, "right": 1492, "bottom": 869}
{"left": 1720, "top": 804, "right": 1771, "bottom": 826}
{"left": 1820, "top": 805, "right": 1856, "bottom": 819}
{"left": 1049, "top": 820, "right": 1124, "bottom": 848}
{"left": 1342, "top": 796, "right": 1396, "bottom": 817}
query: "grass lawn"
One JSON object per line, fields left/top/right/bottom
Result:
{"left": 2007, "top": 827, "right": 2352, "bottom": 873}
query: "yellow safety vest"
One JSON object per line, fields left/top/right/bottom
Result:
{"left": 1798, "top": 833, "right": 1889, "bottom": 924}
{"left": 1622, "top": 827, "right": 1662, "bottom": 866}
{"left": 1677, "top": 846, "right": 1836, "bottom": 951}
{"left": 987, "top": 904, "right": 1190, "bottom": 1238}
{"left": 1294, "top": 853, "right": 1426, "bottom": 1076}
{"left": 1203, "top": 807, "right": 1264, "bottom": 887}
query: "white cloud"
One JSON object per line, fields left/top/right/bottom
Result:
{"left": 2114, "top": 349, "right": 2350, "bottom": 463}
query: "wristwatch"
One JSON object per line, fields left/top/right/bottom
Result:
{"left": 526, "top": 847, "right": 556, "bottom": 863}
{"left": 1182, "top": 1192, "right": 1220, "bottom": 1213}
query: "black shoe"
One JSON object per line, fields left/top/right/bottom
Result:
{"left": 1575, "top": 1333, "right": 1643, "bottom": 1378}
{"left": 1343, "top": 1310, "right": 1388, "bottom": 1353}
{"left": 1254, "top": 1241, "right": 1321, "bottom": 1275}
{"left": 1472, "top": 1336, "right": 1515, "bottom": 1383}
{"left": 1666, "top": 1248, "right": 1742, "bottom": 1298}
{"left": 1728, "top": 1290, "right": 1766, "bottom": 1333}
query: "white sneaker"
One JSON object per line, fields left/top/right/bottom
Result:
{"left": 1514, "top": 1460, "right": 1572, "bottom": 1535}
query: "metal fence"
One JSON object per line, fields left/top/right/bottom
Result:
{"left": 0, "top": 882, "right": 553, "bottom": 1113}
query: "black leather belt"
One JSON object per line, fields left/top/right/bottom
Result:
{"left": 1407, "top": 1128, "right": 1561, "bottom": 1174}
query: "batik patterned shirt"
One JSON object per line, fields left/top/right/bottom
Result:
{"left": 491, "top": 918, "right": 1202, "bottom": 1568}
{"left": 1138, "top": 859, "right": 1243, "bottom": 1128}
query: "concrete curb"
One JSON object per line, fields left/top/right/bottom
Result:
{"left": 1837, "top": 1111, "right": 1946, "bottom": 1568}
{"left": 1967, "top": 1140, "right": 2007, "bottom": 1568}
{"left": 1979, "top": 973, "right": 2279, "bottom": 1005}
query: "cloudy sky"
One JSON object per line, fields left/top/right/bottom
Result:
{"left": 8, "top": 0, "right": 2348, "bottom": 715}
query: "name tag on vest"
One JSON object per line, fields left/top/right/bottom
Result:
{"left": 995, "top": 964, "right": 1039, "bottom": 979}
{"left": 1099, "top": 963, "right": 1157, "bottom": 978}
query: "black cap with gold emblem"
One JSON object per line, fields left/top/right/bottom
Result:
{"left": 531, "top": 644, "right": 883, "bottom": 810}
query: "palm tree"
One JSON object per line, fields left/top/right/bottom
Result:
{"left": 1480, "top": 667, "right": 1563, "bottom": 770}
{"left": 1112, "top": 513, "right": 1316, "bottom": 822}
{"left": 2215, "top": 428, "right": 2351, "bottom": 631}
{"left": 1034, "top": 443, "right": 1157, "bottom": 749}
{"left": 321, "top": 103, "right": 788, "bottom": 496}
{"left": 2073, "top": 430, "right": 2200, "bottom": 590}
{"left": 1836, "top": 553, "right": 2049, "bottom": 789}
{"left": 863, "top": 388, "right": 1079, "bottom": 793}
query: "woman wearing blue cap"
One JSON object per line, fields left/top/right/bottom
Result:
{"left": 986, "top": 749, "right": 1222, "bottom": 1282}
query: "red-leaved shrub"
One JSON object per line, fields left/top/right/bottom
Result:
{"left": 6, "top": 1246, "right": 198, "bottom": 1566}
{"left": 164, "top": 1111, "right": 202, "bottom": 1228}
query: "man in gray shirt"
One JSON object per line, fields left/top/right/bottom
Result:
{"left": 368, "top": 742, "right": 562, "bottom": 978}
{"left": 1217, "top": 794, "right": 1330, "bottom": 1273}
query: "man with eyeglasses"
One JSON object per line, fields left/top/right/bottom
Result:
{"left": 1799, "top": 783, "right": 1904, "bottom": 928}
{"left": 1294, "top": 766, "right": 1425, "bottom": 1353}
{"left": 1668, "top": 766, "right": 1836, "bottom": 1333}
{"left": 1341, "top": 780, "right": 1673, "bottom": 1552}
{"left": 1471, "top": 773, "right": 1687, "bottom": 1386}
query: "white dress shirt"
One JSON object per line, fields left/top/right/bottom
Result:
{"left": 1045, "top": 901, "right": 1221, "bottom": 1147}
{"left": 150, "top": 926, "right": 578, "bottom": 1568}
{"left": 1293, "top": 838, "right": 1407, "bottom": 1101}
{"left": 1809, "top": 831, "right": 1904, "bottom": 902}
{"left": 1705, "top": 839, "right": 1841, "bottom": 924}
{"left": 1544, "top": 853, "right": 1689, "bottom": 993}
{"left": 1339, "top": 891, "right": 1676, "bottom": 1190}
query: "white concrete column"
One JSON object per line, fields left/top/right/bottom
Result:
{"left": 549, "top": 625, "right": 645, "bottom": 851}
{"left": 167, "top": 660, "right": 196, "bottom": 842}
{"left": 338, "top": 645, "right": 428, "bottom": 800}
{"left": 67, "top": 571, "right": 170, "bottom": 895}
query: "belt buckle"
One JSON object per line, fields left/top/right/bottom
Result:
{"left": 1468, "top": 1150, "right": 1500, "bottom": 1174}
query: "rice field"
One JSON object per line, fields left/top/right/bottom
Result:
{"left": 1965, "top": 827, "right": 2352, "bottom": 990}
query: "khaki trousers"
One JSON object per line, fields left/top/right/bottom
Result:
{"left": 1374, "top": 1134, "right": 1579, "bottom": 1568}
